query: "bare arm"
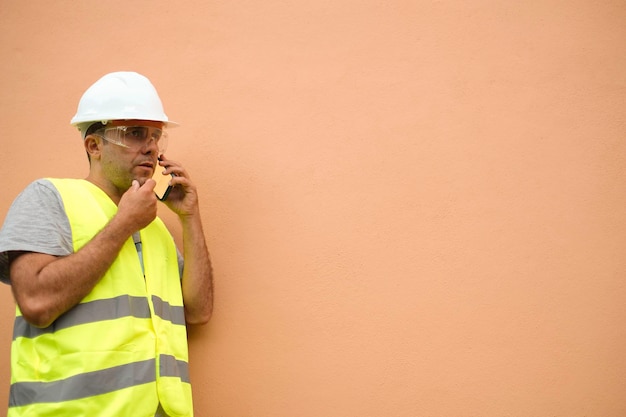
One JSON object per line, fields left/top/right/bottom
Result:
{"left": 180, "top": 213, "right": 213, "bottom": 324}
{"left": 10, "top": 180, "right": 159, "bottom": 328}
{"left": 159, "top": 156, "right": 213, "bottom": 324}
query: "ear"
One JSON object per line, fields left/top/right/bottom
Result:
{"left": 84, "top": 134, "right": 103, "bottom": 160}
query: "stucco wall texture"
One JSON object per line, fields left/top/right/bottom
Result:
{"left": 1, "top": 1, "right": 626, "bottom": 416}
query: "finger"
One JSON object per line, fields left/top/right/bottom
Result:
{"left": 169, "top": 176, "right": 196, "bottom": 193}
{"left": 143, "top": 178, "right": 157, "bottom": 191}
{"left": 165, "top": 164, "right": 188, "bottom": 178}
{"left": 158, "top": 156, "right": 189, "bottom": 179}
{"left": 158, "top": 155, "right": 176, "bottom": 167}
{"left": 158, "top": 156, "right": 179, "bottom": 167}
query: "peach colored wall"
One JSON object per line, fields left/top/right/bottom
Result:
{"left": 1, "top": 1, "right": 626, "bottom": 416}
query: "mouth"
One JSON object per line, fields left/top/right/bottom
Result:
{"left": 136, "top": 161, "right": 156, "bottom": 176}
{"left": 138, "top": 161, "right": 155, "bottom": 169}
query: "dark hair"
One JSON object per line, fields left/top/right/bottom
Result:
{"left": 83, "top": 122, "right": 107, "bottom": 163}
{"left": 84, "top": 122, "right": 106, "bottom": 137}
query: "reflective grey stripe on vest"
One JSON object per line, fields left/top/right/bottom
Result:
{"left": 13, "top": 295, "right": 151, "bottom": 340}
{"left": 13, "top": 295, "right": 185, "bottom": 340}
{"left": 9, "top": 354, "right": 190, "bottom": 408}
{"left": 9, "top": 359, "right": 156, "bottom": 407}
{"left": 160, "top": 354, "right": 190, "bottom": 382}
{"left": 152, "top": 295, "right": 186, "bottom": 326}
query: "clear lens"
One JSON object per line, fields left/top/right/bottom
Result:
{"left": 98, "top": 126, "right": 168, "bottom": 154}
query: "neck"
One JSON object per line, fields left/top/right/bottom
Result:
{"left": 85, "top": 174, "right": 125, "bottom": 205}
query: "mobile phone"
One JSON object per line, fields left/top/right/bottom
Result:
{"left": 152, "top": 162, "right": 173, "bottom": 201}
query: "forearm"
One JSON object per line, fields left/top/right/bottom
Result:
{"left": 180, "top": 213, "right": 213, "bottom": 324}
{"left": 10, "top": 215, "right": 135, "bottom": 327}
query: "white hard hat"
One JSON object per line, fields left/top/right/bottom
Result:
{"left": 70, "top": 71, "right": 177, "bottom": 138}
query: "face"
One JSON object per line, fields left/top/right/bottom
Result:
{"left": 92, "top": 119, "right": 166, "bottom": 194}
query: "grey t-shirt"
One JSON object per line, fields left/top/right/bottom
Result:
{"left": 0, "top": 179, "right": 182, "bottom": 284}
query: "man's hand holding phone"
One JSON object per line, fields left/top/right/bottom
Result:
{"left": 152, "top": 157, "right": 174, "bottom": 201}
{"left": 154, "top": 155, "right": 201, "bottom": 217}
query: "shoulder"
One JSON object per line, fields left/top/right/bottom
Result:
{"left": 3, "top": 178, "right": 71, "bottom": 233}
{"left": 0, "top": 179, "right": 74, "bottom": 284}
{"left": 7, "top": 178, "right": 67, "bottom": 219}
{"left": 15, "top": 178, "right": 63, "bottom": 204}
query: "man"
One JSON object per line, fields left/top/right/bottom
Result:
{"left": 0, "top": 71, "right": 213, "bottom": 417}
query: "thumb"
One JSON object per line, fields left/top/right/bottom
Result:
{"left": 144, "top": 178, "right": 156, "bottom": 190}
{"left": 130, "top": 180, "right": 140, "bottom": 191}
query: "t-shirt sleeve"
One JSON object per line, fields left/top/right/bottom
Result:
{"left": 0, "top": 179, "right": 73, "bottom": 284}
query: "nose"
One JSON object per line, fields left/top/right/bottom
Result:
{"left": 142, "top": 137, "right": 159, "bottom": 154}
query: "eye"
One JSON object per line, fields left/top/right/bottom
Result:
{"left": 126, "top": 127, "right": 147, "bottom": 139}
{"left": 151, "top": 130, "right": 163, "bottom": 142}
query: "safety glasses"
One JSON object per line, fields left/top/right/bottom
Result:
{"left": 96, "top": 125, "right": 168, "bottom": 154}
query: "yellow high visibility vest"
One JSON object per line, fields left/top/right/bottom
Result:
{"left": 8, "top": 179, "right": 193, "bottom": 417}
